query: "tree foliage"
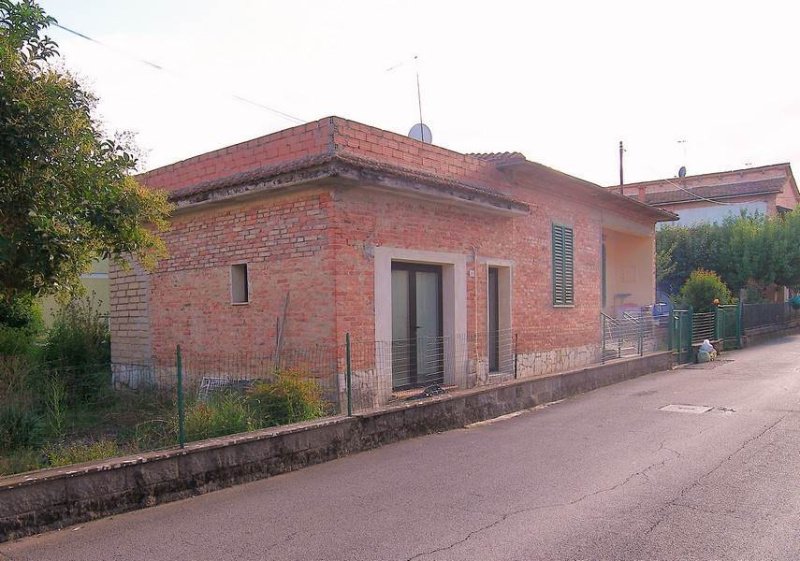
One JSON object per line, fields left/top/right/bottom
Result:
{"left": 678, "top": 269, "right": 733, "bottom": 313}
{"left": 657, "top": 209, "right": 800, "bottom": 296}
{"left": 0, "top": 0, "right": 170, "bottom": 304}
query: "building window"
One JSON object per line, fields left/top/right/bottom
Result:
{"left": 552, "top": 224, "right": 574, "bottom": 306}
{"left": 231, "top": 264, "right": 249, "bottom": 304}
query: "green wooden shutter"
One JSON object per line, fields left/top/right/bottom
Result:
{"left": 552, "top": 224, "right": 574, "bottom": 306}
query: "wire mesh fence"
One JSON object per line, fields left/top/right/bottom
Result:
{"left": 3, "top": 319, "right": 677, "bottom": 477}
{"left": 0, "top": 356, "right": 178, "bottom": 478}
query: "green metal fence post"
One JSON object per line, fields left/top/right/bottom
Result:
{"left": 667, "top": 310, "right": 673, "bottom": 351}
{"left": 345, "top": 333, "right": 353, "bottom": 417}
{"left": 176, "top": 345, "right": 185, "bottom": 449}
{"left": 687, "top": 306, "right": 694, "bottom": 362}
{"left": 737, "top": 300, "right": 743, "bottom": 348}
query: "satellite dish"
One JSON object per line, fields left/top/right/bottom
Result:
{"left": 678, "top": 166, "right": 687, "bottom": 178}
{"left": 409, "top": 123, "right": 432, "bottom": 144}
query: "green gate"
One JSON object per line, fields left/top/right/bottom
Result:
{"left": 670, "top": 304, "right": 742, "bottom": 364}
{"left": 715, "top": 304, "right": 742, "bottom": 350}
{"left": 669, "top": 309, "right": 693, "bottom": 364}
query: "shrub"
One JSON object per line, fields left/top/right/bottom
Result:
{"left": 42, "top": 296, "right": 110, "bottom": 367}
{"left": 41, "top": 296, "right": 111, "bottom": 404}
{"left": 0, "top": 355, "right": 34, "bottom": 401}
{"left": 678, "top": 269, "right": 734, "bottom": 313}
{"left": 0, "top": 293, "right": 43, "bottom": 330}
{"left": 0, "top": 402, "right": 43, "bottom": 450}
{"left": 184, "top": 392, "right": 256, "bottom": 442}
{"left": 45, "top": 439, "right": 121, "bottom": 467}
{"left": 0, "top": 293, "right": 43, "bottom": 357}
{"left": 0, "top": 449, "right": 44, "bottom": 476}
{"left": 247, "top": 369, "right": 326, "bottom": 427}
{"left": 132, "top": 418, "right": 177, "bottom": 451}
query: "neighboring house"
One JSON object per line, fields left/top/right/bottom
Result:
{"left": 110, "top": 117, "right": 675, "bottom": 404}
{"left": 39, "top": 258, "right": 109, "bottom": 327}
{"left": 611, "top": 163, "right": 799, "bottom": 228}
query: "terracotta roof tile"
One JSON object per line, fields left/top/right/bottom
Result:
{"left": 467, "top": 151, "right": 527, "bottom": 164}
{"left": 646, "top": 177, "right": 785, "bottom": 205}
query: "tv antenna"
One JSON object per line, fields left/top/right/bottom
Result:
{"left": 677, "top": 139, "right": 688, "bottom": 174}
{"left": 386, "top": 55, "right": 433, "bottom": 143}
{"left": 410, "top": 55, "right": 432, "bottom": 143}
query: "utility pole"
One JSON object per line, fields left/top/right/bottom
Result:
{"left": 619, "top": 140, "right": 624, "bottom": 187}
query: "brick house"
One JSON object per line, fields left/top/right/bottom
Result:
{"left": 612, "top": 163, "right": 799, "bottom": 228}
{"left": 110, "top": 117, "right": 675, "bottom": 405}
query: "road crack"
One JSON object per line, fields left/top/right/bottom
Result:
{"left": 644, "top": 414, "right": 788, "bottom": 536}
{"left": 405, "top": 441, "right": 680, "bottom": 560}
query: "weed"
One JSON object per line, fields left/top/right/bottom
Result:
{"left": 0, "top": 449, "right": 43, "bottom": 476}
{"left": 247, "top": 369, "right": 325, "bottom": 427}
{"left": 42, "top": 376, "right": 68, "bottom": 438}
{"left": 45, "top": 439, "right": 121, "bottom": 468}
{"left": 184, "top": 392, "right": 257, "bottom": 442}
{"left": 0, "top": 403, "right": 43, "bottom": 450}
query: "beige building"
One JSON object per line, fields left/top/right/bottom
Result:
{"left": 39, "top": 259, "right": 109, "bottom": 327}
{"left": 611, "top": 163, "right": 799, "bottom": 228}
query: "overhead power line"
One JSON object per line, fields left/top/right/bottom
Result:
{"left": 53, "top": 23, "right": 307, "bottom": 125}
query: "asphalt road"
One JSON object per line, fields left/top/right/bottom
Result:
{"left": 4, "top": 335, "right": 800, "bottom": 561}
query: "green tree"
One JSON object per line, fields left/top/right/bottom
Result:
{"left": 678, "top": 269, "right": 733, "bottom": 312}
{"left": 656, "top": 209, "right": 800, "bottom": 296}
{"left": 0, "top": 1, "right": 170, "bottom": 304}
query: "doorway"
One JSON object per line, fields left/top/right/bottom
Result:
{"left": 488, "top": 267, "right": 500, "bottom": 372}
{"left": 391, "top": 262, "right": 443, "bottom": 389}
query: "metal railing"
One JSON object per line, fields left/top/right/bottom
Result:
{"left": 691, "top": 312, "right": 716, "bottom": 344}
{"left": 1, "top": 321, "right": 670, "bottom": 478}
{"left": 602, "top": 310, "right": 669, "bottom": 363}
{"left": 742, "top": 302, "right": 800, "bottom": 330}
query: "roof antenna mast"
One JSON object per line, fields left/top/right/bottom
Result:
{"left": 619, "top": 140, "right": 625, "bottom": 186}
{"left": 415, "top": 55, "right": 424, "bottom": 136}
{"left": 677, "top": 139, "right": 688, "bottom": 177}
{"left": 407, "top": 55, "right": 433, "bottom": 143}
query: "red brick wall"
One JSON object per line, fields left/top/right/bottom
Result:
{"left": 332, "top": 119, "right": 507, "bottom": 187}
{"left": 141, "top": 189, "right": 337, "bottom": 363}
{"left": 330, "top": 183, "right": 608, "bottom": 354}
{"left": 139, "top": 121, "right": 333, "bottom": 192}
{"left": 138, "top": 117, "right": 510, "bottom": 196}
{"left": 115, "top": 117, "right": 658, "bottom": 374}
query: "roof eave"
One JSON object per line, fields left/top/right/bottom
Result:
{"left": 165, "top": 156, "right": 529, "bottom": 216}
{"left": 501, "top": 160, "right": 677, "bottom": 222}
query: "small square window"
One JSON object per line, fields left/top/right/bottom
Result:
{"left": 231, "top": 264, "right": 249, "bottom": 304}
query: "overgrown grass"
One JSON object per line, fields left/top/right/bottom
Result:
{"left": 45, "top": 439, "right": 121, "bottom": 468}
{"left": 0, "top": 296, "right": 331, "bottom": 476}
{"left": 247, "top": 369, "right": 326, "bottom": 426}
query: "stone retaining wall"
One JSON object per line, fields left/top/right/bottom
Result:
{"left": 0, "top": 351, "right": 672, "bottom": 543}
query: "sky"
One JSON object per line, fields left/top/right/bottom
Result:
{"left": 37, "top": 0, "right": 800, "bottom": 186}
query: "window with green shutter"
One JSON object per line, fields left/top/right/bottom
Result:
{"left": 552, "top": 223, "right": 574, "bottom": 306}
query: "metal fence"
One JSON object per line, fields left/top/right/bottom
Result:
{"left": 0, "top": 317, "right": 681, "bottom": 478}
{"left": 742, "top": 302, "right": 800, "bottom": 330}
{"left": 691, "top": 312, "right": 716, "bottom": 344}
{"left": 664, "top": 301, "right": 800, "bottom": 364}
{"left": 601, "top": 311, "right": 670, "bottom": 362}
